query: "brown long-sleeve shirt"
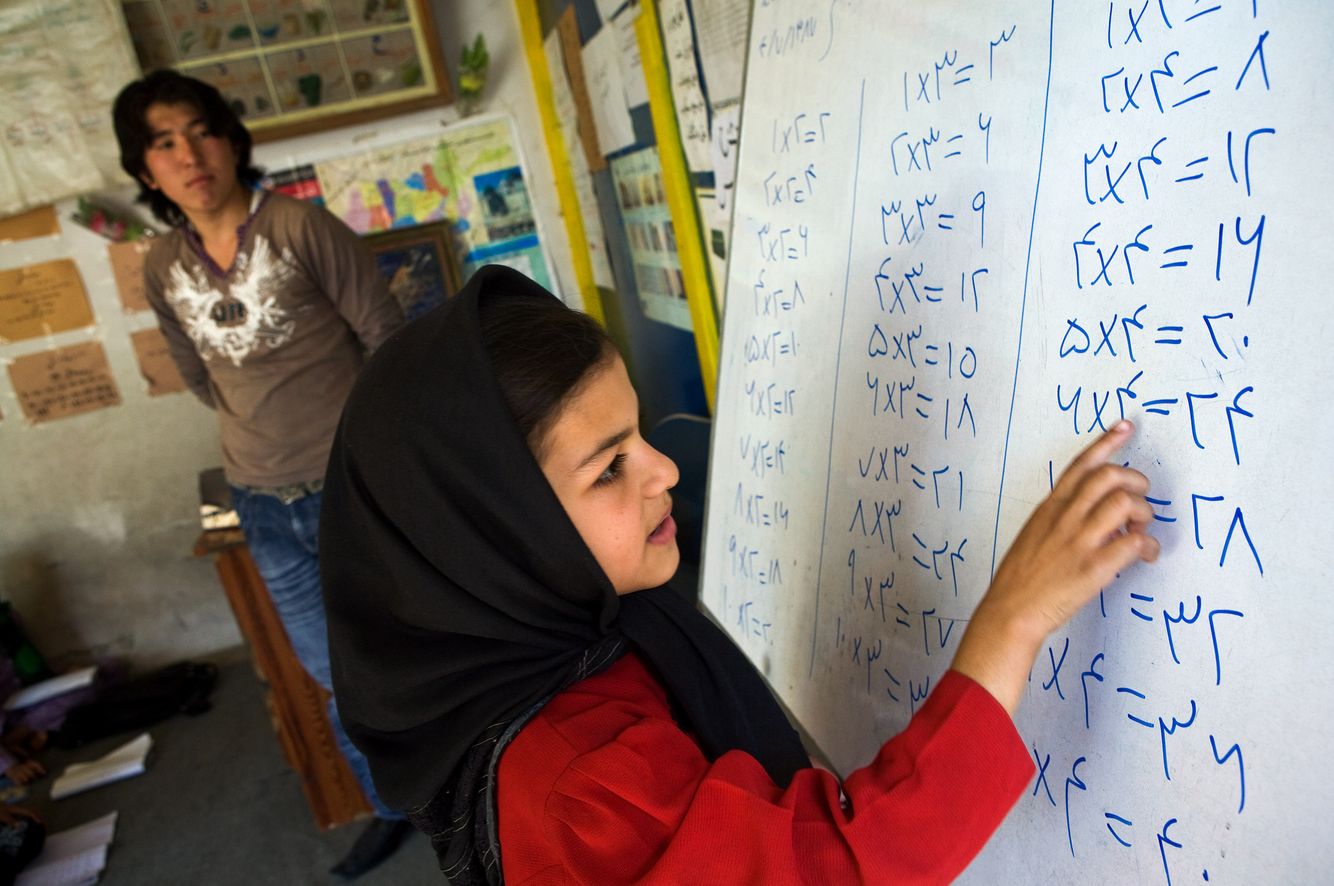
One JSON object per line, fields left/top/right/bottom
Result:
{"left": 145, "top": 191, "right": 403, "bottom": 487}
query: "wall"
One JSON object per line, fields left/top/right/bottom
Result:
{"left": 0, "top": 3, "right": 571, "bottom": 669}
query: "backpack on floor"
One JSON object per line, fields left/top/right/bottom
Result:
{"left": 52, "top": 661, "right": 218, "bottom": 749}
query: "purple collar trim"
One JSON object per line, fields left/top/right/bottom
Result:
{"left": 182, "top": 189, "right": 271, "bottom": 279}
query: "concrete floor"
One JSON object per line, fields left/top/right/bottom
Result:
{"left": 21, "top": 651, "right": 441, "bottom": 886}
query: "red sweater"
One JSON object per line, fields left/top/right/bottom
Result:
{"left": 498, "top": 653, "right": 1033, "bottom": 884}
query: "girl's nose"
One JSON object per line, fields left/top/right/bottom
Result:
{"left": 646, "top": 443, "right": 680, "bottom": 496}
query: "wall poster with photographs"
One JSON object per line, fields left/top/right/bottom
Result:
{"left": 119, "top": 0, "right": 450, "bottom": 142}
{"left": 363, "top": 221, "right": 460, "bottom": 323}
{"left": 610, "top": 146, "right": 691, "bottom": 331}
{"left": 315, "top": 115, "right": 556, "bottom": 295}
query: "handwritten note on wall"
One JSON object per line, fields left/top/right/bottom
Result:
{"left": 0, "top": 259, "right": 94, "bottom": 343}
{"left": 107, "top": 241, "right": 154, "bottom": 314}
{"left": 129, "top": 327, "right": 186, "bottom": 397}
{"left": 702, "top": 2, "right": 1333, "bottom": 883}
{"left": 9, "top": 341, "right": 121, "bottom": 423}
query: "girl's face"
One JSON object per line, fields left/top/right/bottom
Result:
{"left": 538, "top": 356, "right": 681, "bottom": 595}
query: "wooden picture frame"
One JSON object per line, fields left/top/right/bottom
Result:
{"left": 363, "top": 221, "right": 461, "bottom": 322}
{"left": 120, "top": 0, "right": 451, "bottom": 143}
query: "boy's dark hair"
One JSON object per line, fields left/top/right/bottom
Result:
{"left": 112, "top": 70, "right": 263, "bottom": 227}
{"left": 479, "top": 292, "right": 616, "bottom": 460}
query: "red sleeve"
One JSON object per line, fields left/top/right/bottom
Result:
{"left": 499, "top": 663, "right": 1034, "bottom": 885}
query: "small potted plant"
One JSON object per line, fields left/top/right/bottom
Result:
{"left": 458, "top": 33, "right": 489, "bottom": 116}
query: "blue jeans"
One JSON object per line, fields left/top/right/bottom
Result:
{"left": 231, "top": 485, "right": 402, "bottom": 821}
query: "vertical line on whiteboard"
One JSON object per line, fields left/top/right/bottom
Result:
{"left": 809, "top": 78, "right": 868, "bottom": 679}
{"left": 991, "top": 1, "right": 1056, "bottom": 577}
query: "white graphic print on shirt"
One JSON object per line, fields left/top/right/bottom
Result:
{"left": 165, "top": 235, "right": 298, "bottom": 366}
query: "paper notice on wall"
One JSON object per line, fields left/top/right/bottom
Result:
{"left": 129, "top": 327, "right": 186, "bottom": 396}
{"left": 582, "top": 26, "right": 637, "bottom": 156}
{"left": 610, "top": 147, "right": 692, "bottom": 331}
{"left": 546, "top": 29, "right": 616, "bottom": 290}
{"left": 0, "top": 259, "right": 94, "bottom": 343}
{"left": 595, "top": 0, "right": 628, "bottom": 23}
{"left": 8, "top": 341, "right": 121, "bottom": 424}
{"left": 0, "top": 0, "right": 138, "bottom": 214}
{"left": 107, "top": 240, "right": 154, "bottom": 313}
{"left": 710, "top": 105, "right": 741, "bottom": 215}
{"left": 692, "top": 0, "right": 750, "bottom": 106}
{"left": 611, "top": 6, "right": 649, "bottom": 108}
{"left": 695, "top": 186, "right": 730, "bottom": 311}
{"left": 658, "top": 0, "right": 711, "bottom": 172}
{"left": 0, "top": 205, "right": 60, "bottom": 242}
{"left": 557, "top": 5, "right": 605, "bottom": 172}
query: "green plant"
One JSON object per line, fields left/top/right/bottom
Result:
{"left": 459, "top": 33, "right": 489, "bottom": 104}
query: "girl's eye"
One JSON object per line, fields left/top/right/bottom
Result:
{"left": 594, "top": 453, "right": 626, "bottom": 487}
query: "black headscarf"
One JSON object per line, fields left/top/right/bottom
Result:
{"left": 320, "top": 266, "right": 808, "bottom": 883}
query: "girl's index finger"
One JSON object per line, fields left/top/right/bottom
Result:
{"left": 1053, "top": 420, "right": 1135, "bottom": 496}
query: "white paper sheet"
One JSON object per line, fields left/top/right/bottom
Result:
{"left": 544, "top": 31, "right": 617, "bottom": 289}
{"left": 692, "top": 0, "right": 750, "bottom": 106}
{"left": 611, "top": 6, "right": 649, "bottom": 108}
{"left": 657, "top": 0, "right": 712, "bottom": 171}
{"left": 581, "top": 27, "right": 638, "bottom": 155}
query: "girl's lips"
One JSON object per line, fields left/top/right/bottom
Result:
{"left": 648, "top": 514, "right": 676, "bottom": 544}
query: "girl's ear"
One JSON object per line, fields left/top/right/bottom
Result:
{"left": 139, "top": 172, "right": 159, "bottom": 191}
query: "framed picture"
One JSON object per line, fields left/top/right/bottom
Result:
{"left": 120, "top": 0, "right": 451, "bottom": 143}
{"left": 363, "top": 221, "right": 460, "bottom": 322}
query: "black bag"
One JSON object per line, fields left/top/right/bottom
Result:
{"left": 52, "top": 661, "right": 218, "bottom": 749}
{"left": 0, "top": 814, "right": 44, "bottom": 886}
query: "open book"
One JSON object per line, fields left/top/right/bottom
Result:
{"left": 16, "top": 810, "right": 118, "bottom": 886}
{"left": 50, "top": 734, "right": 152, "bottom": 800}
{"left": 3, "top": 667, "right": 96, "bottom": 712}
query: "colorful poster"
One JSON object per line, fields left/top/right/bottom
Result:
{"left": 316, "top": 135, "right": 457, "bottom": 232}
{"left": 261, "top": 164, "right": 325, "bottom": 205}
{"left": 0, "top": 259, "right": 95, "bottom": 343}
{"left": 8, "top": 341, "right": 121, "bottom": 423}
{"left": 316, "top": 117, "right": 554, "bottom": 294}
{"left": 610, "top": 147, "right": 691, "bottom": 331}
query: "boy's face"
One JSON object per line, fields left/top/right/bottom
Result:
{"left": 539, "top": 355, "right": 681, "bottom": 596}
{"left": 138, "top": 101, "right": 243, "bottom": 221}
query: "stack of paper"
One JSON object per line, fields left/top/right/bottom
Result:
{"left": 16, "top": 811, "right": 118, "bottom": 886}
{"left": 50, "top": 734, "right": 151, "bottom": 800}
{"left": 3, "top": 667, "right": 96, "bottom": 711}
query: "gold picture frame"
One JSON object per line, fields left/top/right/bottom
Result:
{"left": 120, "top": 0, "right": 451, "bottom": 143}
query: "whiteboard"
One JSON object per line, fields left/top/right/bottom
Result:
{"left": 700, "top": 1, "right": 1334, "bottom": 882}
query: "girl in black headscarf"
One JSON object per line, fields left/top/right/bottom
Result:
{"left": 320, "top": 266, "right": 1158, "bottom": 885}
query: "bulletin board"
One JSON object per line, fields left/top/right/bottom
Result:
{"left": 119, "top": 0, "right": 451, "bottom": 142}
{"left": 702, "top": 1, "right": 1333, "bottom": 883}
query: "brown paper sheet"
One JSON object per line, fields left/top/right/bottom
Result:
{"left": 559, "top": 5, "right": 606, "bottom": 172}
{"left": 0, "top": 259, "right": 95, "bottom": 343}
{"left": 0, "top": 206, "right": 60, "bottom": 242}
{"left": 129, "top": 327, "right": 186, "bottom": 396}
{"left": 107, "top": 240, "right": 154, "bottom": 313}
{"left": 8, "top": 341, "right": 122, "bottom": 424}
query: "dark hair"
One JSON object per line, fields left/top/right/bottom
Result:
{"left": 112, "top": 70, "right": 263, "bottom": 226}
{"left": 479, "top": 293, "right": 616, "bottom": 459}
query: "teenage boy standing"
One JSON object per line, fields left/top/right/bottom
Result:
{"left": 112, "top": 71, "right": 409, "bottom": 878}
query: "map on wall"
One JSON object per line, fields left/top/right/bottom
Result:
{"left": 315, "top": 116, "right": 554, "bottom": 294}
